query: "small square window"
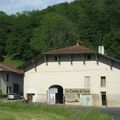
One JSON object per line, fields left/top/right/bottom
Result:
{"left": 101, "top": 76, "right": 106, "bottom": 87}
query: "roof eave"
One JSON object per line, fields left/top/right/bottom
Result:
{"left": 43, "top": 51, "right": 95, "bottom": 55}
{"left": 18, "top": 54, "right": 43, "bottom": 69}
{"left": 98, "top": 53, "right": 120, "bottom": 63}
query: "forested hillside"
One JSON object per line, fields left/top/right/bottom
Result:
{"left": 0, "top": 0, "right": 120, "bottom": 67}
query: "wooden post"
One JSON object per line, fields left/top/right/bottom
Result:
{"left": 95, "top": 54, "right": 99, "bottom": 65}
{"left": 109, "top": 60, "right": 112, "bottom": 70}
{"left": 69, "top": 55, "right": 73, "bottom": 65}
{"left": 82, "top": 54, "right": 85, "bottom": 65}
{"left": 32, "top": 60, "right": 37, "bottom": 72}
{"left": 44, "top": 55, "right": 48, "bottom": 66}
{"left": 57, "top": 56, "right": 60, "bottom": 65}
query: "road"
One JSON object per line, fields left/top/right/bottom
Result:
{"left": 100, "top": 108, "right": 120, "bottom": 120}
{"left": 63, "top": 105, "right": 120, "bottom": 120}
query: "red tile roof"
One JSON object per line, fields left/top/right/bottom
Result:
{"left": 0, "top": 63, "right": 24, "bottom": 74}
{"left": 43, "top": 44, "right": 94, "bottom": 55}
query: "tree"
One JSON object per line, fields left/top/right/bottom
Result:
{"left": 5, "top": 13, "right": 37, "bottom": 60}
{"left": 0, "top": 12, "right": 11, "bottom": 61}
{"left": 0, "top": 0, "right": 120, "bottom": 63}
{"left": 103, "top": 29, "right": 120, "bottom": 59}
{"left": 30, "top": 12, "right": 78, "bottom": 52}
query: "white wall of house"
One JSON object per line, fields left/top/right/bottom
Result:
{"left": 0, "top": 72, "right": 23, "bottom": 95}
{"left": 24, "top": 56, "right": 120, "bottom": 107}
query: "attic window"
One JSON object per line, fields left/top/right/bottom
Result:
{"left": 54, "top": 56, "right": 58, "bottom": 61}
{"left": 86, "top": 55, "right": 92, "bottom": 60}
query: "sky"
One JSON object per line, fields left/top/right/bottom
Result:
{"left": 0, "top": 0, "right": 74, "bottom": 15}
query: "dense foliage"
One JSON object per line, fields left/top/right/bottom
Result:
{"left": 0, "top": 0, "right": 120, "bottom": 63}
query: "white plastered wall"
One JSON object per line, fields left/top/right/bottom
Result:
{"left": 24, "top": 58, "right": 120, "bottom": 106}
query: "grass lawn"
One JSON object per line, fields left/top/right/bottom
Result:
{"left": 3, "top": 56, "right": 25, "bottom": 68}
{"left": 0, "top": 102, "right": 112, "bottom": 120}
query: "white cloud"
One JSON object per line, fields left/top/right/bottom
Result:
{"left": 0, "top": 0, "right": 74, "bottom": 15}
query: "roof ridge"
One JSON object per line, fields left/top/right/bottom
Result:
{"left": 43, "top": 44, "right": 94, "bottom": 55}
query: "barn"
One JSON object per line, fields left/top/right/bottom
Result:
{"left": 20, "top": 44, "right": 120, "bottom": 107}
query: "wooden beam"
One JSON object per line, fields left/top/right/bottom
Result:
{"left": 82, "top": 54, "right": 85, "bottom": 65}
{"left": 32, "top": 60, "right": 37, "bottom": 72}
{"left": 69, "top": 55, "right": 73, "bottom": 65}
{"left": 95, "top": 54, "right": 99, "bottom": 65}
{"left": 57, "top": 56, "right": 60, "bottom": 65}
{"left": 109, "top": 60, "right": 112, "bottom": 70}
{"left": 44, "top": 55, "right": 48, "bottom": 66}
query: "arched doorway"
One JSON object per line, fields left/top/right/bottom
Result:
{"left": 48, "top": 85, "right": 63, "bottom": 104}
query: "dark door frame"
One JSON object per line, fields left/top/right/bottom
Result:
{"left": 101, "top": 92, "right": 107, "bottom": 106}
{"left": 48, "top": 85, "right": 63, "bottom": 104}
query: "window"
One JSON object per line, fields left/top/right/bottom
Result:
{"left": 84, "top": 76, "right": 90, "bottom": 88}
{"left": 101, "top": 76, "right": 106, "bottom": 87}
{"left": 13, "top": 84, "right": 19, "bottom": 93}
{"left": 86, "top": 55, "right": 92, "bottom": 60}
{"left": 7, "top": 73, "right": 9, "bottom": 82}
{"left": 7, "top": 86, "right": 12, "bottom": 94}
{"left": 54, "top": 56, "right": 58, "bottom": 61}
{"left": 9, "top": 87, "right": 11, "bottom": 93}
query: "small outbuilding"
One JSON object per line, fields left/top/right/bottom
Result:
{"left": 20, "top": 44, "right": 120, "bottom": 107}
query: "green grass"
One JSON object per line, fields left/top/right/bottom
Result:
{"left": 67, "top": 108, "right": 112, "bottom": 120}
{"left": 3, "top": 56, "right": 25, "bottom": 68}
{"left": 0, "top": 102, "right": 112, "bottom": 120}
{"left": 0, "top": 102, "right": 71, "bottom": 120}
